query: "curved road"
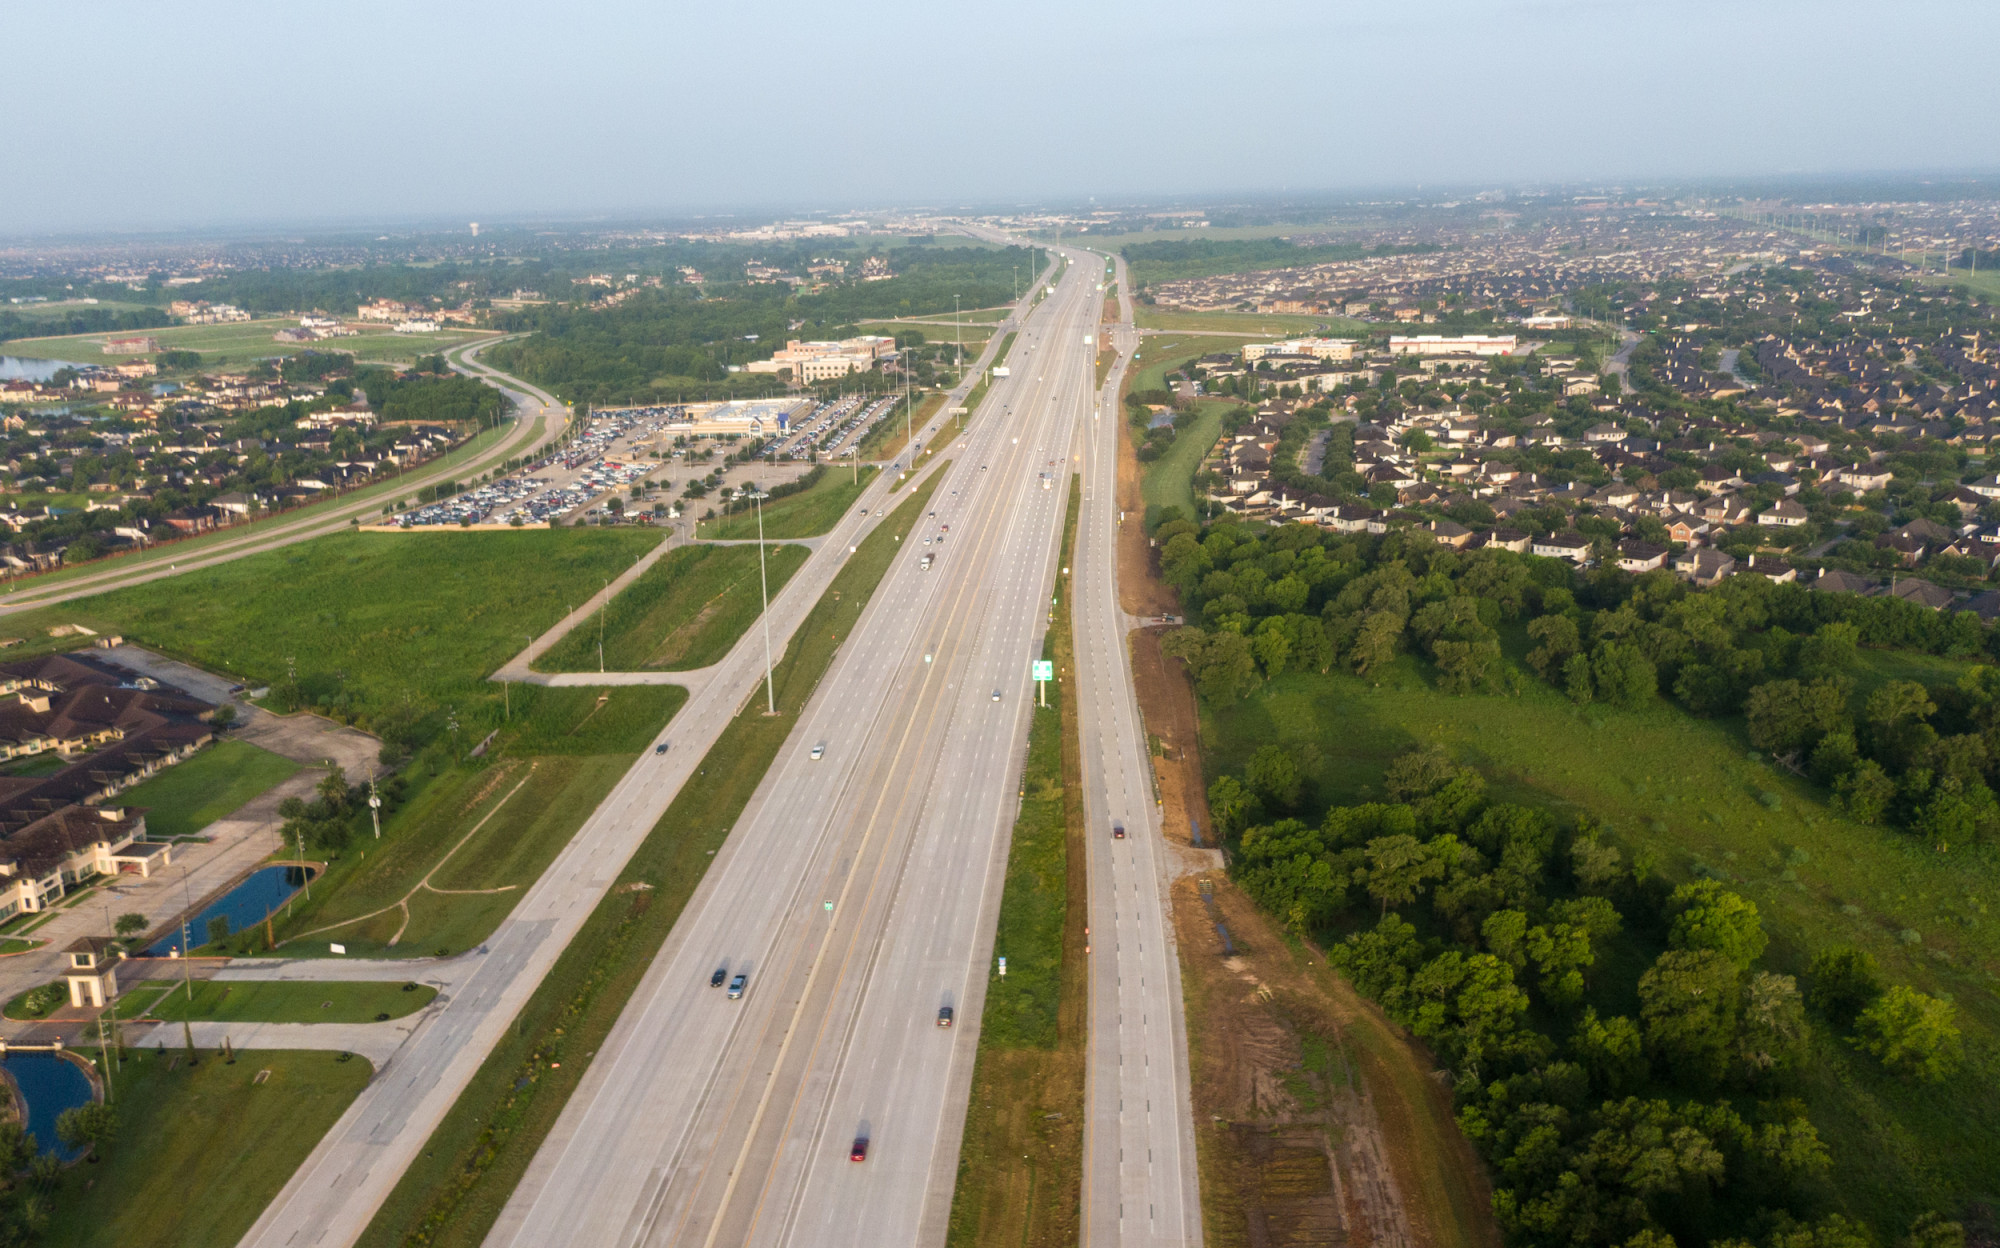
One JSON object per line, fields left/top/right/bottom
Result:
{"left": 0, "top": 336, "right": 569, "bottom": 616}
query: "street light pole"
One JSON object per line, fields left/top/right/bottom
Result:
{"left": 756, "top": 489, "right": 775, "bottom": 715}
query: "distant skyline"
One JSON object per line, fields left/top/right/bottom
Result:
{"left": 9, "top": 0, "right": 2000, "bottom": 235}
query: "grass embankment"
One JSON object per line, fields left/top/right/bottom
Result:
{"left": 0, "top": 528, "right": 659, "bottom": 732}
{"left": 260, "top": 685, "right": 684, "bottom": 960}
{"left": 1198, "top": 646, "right": 2000, "bottom": 1235}
{"left": 947, "top": 478, "right": 1085, "bottom": 1248}
{"left": 1133, "top": 308, "right": 1367, "bottom": 336}
{"left": 39, "top": 1048, "right": 372, "bottom": 1248}
{"left": 862, "top": 391, "right": 948, "bottom": 463}
{"left": 1141, "top": 402, "right": 1231, "bottom": 521}
{"left": 355, "top": 471, "right": 947, "bottom": 1248}
{"left": 696, "top": 465, "right": 878, "bottom": 540}
{"left": 114, "top": 739, "right": 301, "bottom": 839}
{"left": 532, "top": 544, "right": 808, "bottom": 673}
{"left": 147, "top": 979, "right": 436, "bottom": 1024}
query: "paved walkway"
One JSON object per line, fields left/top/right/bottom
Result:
{"left": 212, "top": 954, "right": 472, "bottom": 987}
{"left": 490, "top": 529, "right": 680, "bottom": 682}
{"left": 125, "top": 1018, "right": 416, "bottom": 1066}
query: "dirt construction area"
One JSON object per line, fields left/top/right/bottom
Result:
{"left": 1112, "top": 397, "right": 1498, "bottom": 1248}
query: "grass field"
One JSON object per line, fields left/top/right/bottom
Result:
{"left": 40, "top": 1048, "right": 371, "bottom": 1248}
{"left": 533, "top": 543, "right": 808, "bottom": 673}
{"left": 1196, "top": 647, "right": 2000, "bottom": 1236}
{"left": 696, "top": 465, "right": 877, "bottom": 540}
{"left": 948, "top": 480, "right": 1084, "bottom": 1248}
{"left": 1141, "top": 401, "right": 1234, "bottom": 521}
{"left": 148, "top": 979, "right": 436, "bottom": 1024}
{"left": 1136, "top": 308, "right": 1368, "bottom": 336}
{"left": 114, "top": 739, "right": 301, "bottom": 839}
{"left": 355, "top": 472, "right": 947, "bottom": 1248}
{"left": 0, "top": 318, "right": 499, "bottom": 371}
{"left": 263, "top": 685, "right": 684, "bottom": 960}
{"left": 0, "top": 527, "right": 660, "bottom": 735}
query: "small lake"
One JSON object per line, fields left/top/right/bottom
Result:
{"left": 2, "top": 1052, "right": 94, "bottom": 1160}
{"left": 144, "top": 865, "right": 314, "bottom": 956}
{"left": 0, "top": 356, "right": 85, "bottom": 382}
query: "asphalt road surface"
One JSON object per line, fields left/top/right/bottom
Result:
{"left": 234, "top": 275, "right": 1047, "bottom": 1248}
{"left": 1074, "top": 249, "right": 1203, "bottom": 1246}
{"left": 484, "top": 258, "right": 1097, "bottom": 1248}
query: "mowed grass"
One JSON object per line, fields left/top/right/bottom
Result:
{"left": 265, "top": 685, "right": 684, "bottom": 960}
{"left": 0, "top": 318, "right": 499, "bottom": 370}
{"left": 1197, "top": 652, "right": 2000, "bottom": 1233}
{"left": 114, "top": 739, "right": 301, "bottom": 839}
{"left": 148, "top": 979, "right": 436, "bottom": 1024}
{"left": 0, "top": 528, "right": 660, "bottom": 732}
{"left": 1141, "top": 400, "right": 1234, "bottom": 520}
{"left": 39, "top": 1048, "right": 371, "bottom": 1248}
{"left": 534, "top": 543, "right": 807, "bottom": 673}
{"left": 1130, "top": 334, "right": 1247, "bottom": 393}
{"left": 357, "top": 472, "right": 946, "bottom": 1248}
{"left": 696, "top": 465, "right": 877, "bottom": 540}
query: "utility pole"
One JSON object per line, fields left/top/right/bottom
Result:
{"left": 599, "top": 576, "right": 608, "bottom": 673}
{"left": 369, "top": 775, "right": 382, "bottom": 839}
{"left": 756, "top": 489, "right": 775, "bottom": 715}
{"left": 179, "top": 866, "right": 195, "bottom": 1001}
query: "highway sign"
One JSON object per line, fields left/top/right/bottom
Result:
{"left": 1032, "top": 660, "right": 1053, "bottom": 681}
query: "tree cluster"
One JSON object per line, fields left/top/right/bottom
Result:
{"left": 1218, "top": 746, "right": 1962, "bottom": 1248}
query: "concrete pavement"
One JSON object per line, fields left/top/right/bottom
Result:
{"left": 481, "top": 256, "right": 1082, "bottom": 1248}
{"left": 1074, "top": 248, "right": 1203, "bottom": 1246}
{"left": 233, "top": 281, "right": 1031, "bottom": 1248}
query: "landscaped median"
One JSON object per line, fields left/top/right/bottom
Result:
{"left": 946, "top": 477, "right": 1085, "bottom": 1248}
{"left": 354, "top": 468, "right": 948, "bottom": 1248}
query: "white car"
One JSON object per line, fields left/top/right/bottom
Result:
{"left": 811, "top": 743, "right": 825, "bottom": 761}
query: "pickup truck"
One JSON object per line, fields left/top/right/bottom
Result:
{"left": 921, "top": 553, "right": 935, "bottom": 571}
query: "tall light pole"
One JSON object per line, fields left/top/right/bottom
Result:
{"left": 755, "top": 489, "right": 775, "bottom": 715}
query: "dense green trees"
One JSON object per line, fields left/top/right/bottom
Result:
{"left": 1217, "top": 744, "right": 1963, "bottom": 1248}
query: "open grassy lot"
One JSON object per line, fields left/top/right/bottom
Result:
{"left": 0, "top": 318, "right": 499, "bottom": 371}
{"left": 534, "top": 543, "right": 807, "bottom": 673}
{"left": 696, "top": 464, "right": 877, "bottom": 540}
{"left": 261, "top": 685, "right": 684, "bottom": 960}
{"left": 1141, "top": 400, "right": 1235, "bottom": 521}
{"left": 1196, "top": 648, "right": 2000, "bottom": 1236}
{"left": 114, "top": 739, "right": 301, "bottom": 839}
{"left": 1136, "top": 307, "right": 1367, "bottom": 336}
{"left": 40, "top": 1048, "right": 372, "bottom": 1248}
{"left": 0, "top": 527, "right": 659, "bottom": 734}
{"left": 1130, "top": 333, "right": 1247, "bottom": 394}
{"left": 356, "top": 471, "right": 946, "bottom": 1248}
{"left": 948, "top": 481, "right": 1084, "bottom": 1248}
{"left": 147, "top": 979, "right": 435, "bottom": 1023}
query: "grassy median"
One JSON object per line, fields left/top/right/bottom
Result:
{"left": 147, "top": 980, "right": 436, "bottom": 1025}
{"left": 532, "top": 543, "right": 808, "bottom": 673}
{"left": 356, "top": 470, "right": 946, "bottom": 1248}
{"left": 946, "top": 477, "right": 1086, "bottom": 1248}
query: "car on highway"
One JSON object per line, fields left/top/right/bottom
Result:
{"left": 655, "top": 742, "right": 670, "bottom": 755}
{"left": 850, "top": 1137, "right": 869, "bottom": 1162}
{"left": 937, "top": 1006, "right": 954, "bottom": 1028}
{"left": 710, "top": 968, "right": 726, "bottom": 988}
{"left": 1113, "top": 821, "right": 1126, "bottom": 839}
{"left": 727, "top": 973, "right": 748, "bottom": 999}
{"left": 811, "top": 743, "right": 825, "bottom": 761}
{"left": 991, "top": 690, "right": 1001, "bottom": 701}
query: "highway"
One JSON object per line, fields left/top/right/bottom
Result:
{"left": 235, "top": 272, "right": 1052, "bottom": 1248}
{"left": 0, "top": 336, "right": 566, "bottom": 615}
{"left": 482, "top": 254, "right": 1098, "bottom": 1248}
{"left": 1075, "top": 251, "right": 1204, "bottom": 1245}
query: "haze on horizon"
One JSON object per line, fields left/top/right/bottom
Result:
{"left": 8, "top": 0, "right": 2000, "bottom": 235}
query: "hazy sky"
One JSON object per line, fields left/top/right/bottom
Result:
{"left": 9, "top": 0, "right": 1999, "bottom": 234}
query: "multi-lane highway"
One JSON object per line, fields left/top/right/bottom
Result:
{"left": 235, "top": 271, "right": 1051, "bottom": 1248}
{"left": 484, "top": 251, "right": 1099, "bottom": 1248}
{"left": 1075, "top": 252, "right": 1203, "bottom": 1245}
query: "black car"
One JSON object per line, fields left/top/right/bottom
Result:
{"left": 710, "top": 967, "right": 727, "bottom": 988}
{"left": 655, "top": 742, "right": 670, "bottom": 755}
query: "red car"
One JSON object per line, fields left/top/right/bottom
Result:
{"left": 1112, "top": 822, "right": 1126, "bottom": 839}
{"left": 850, "top": 1137, "right": 869, "bottom": 1162}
